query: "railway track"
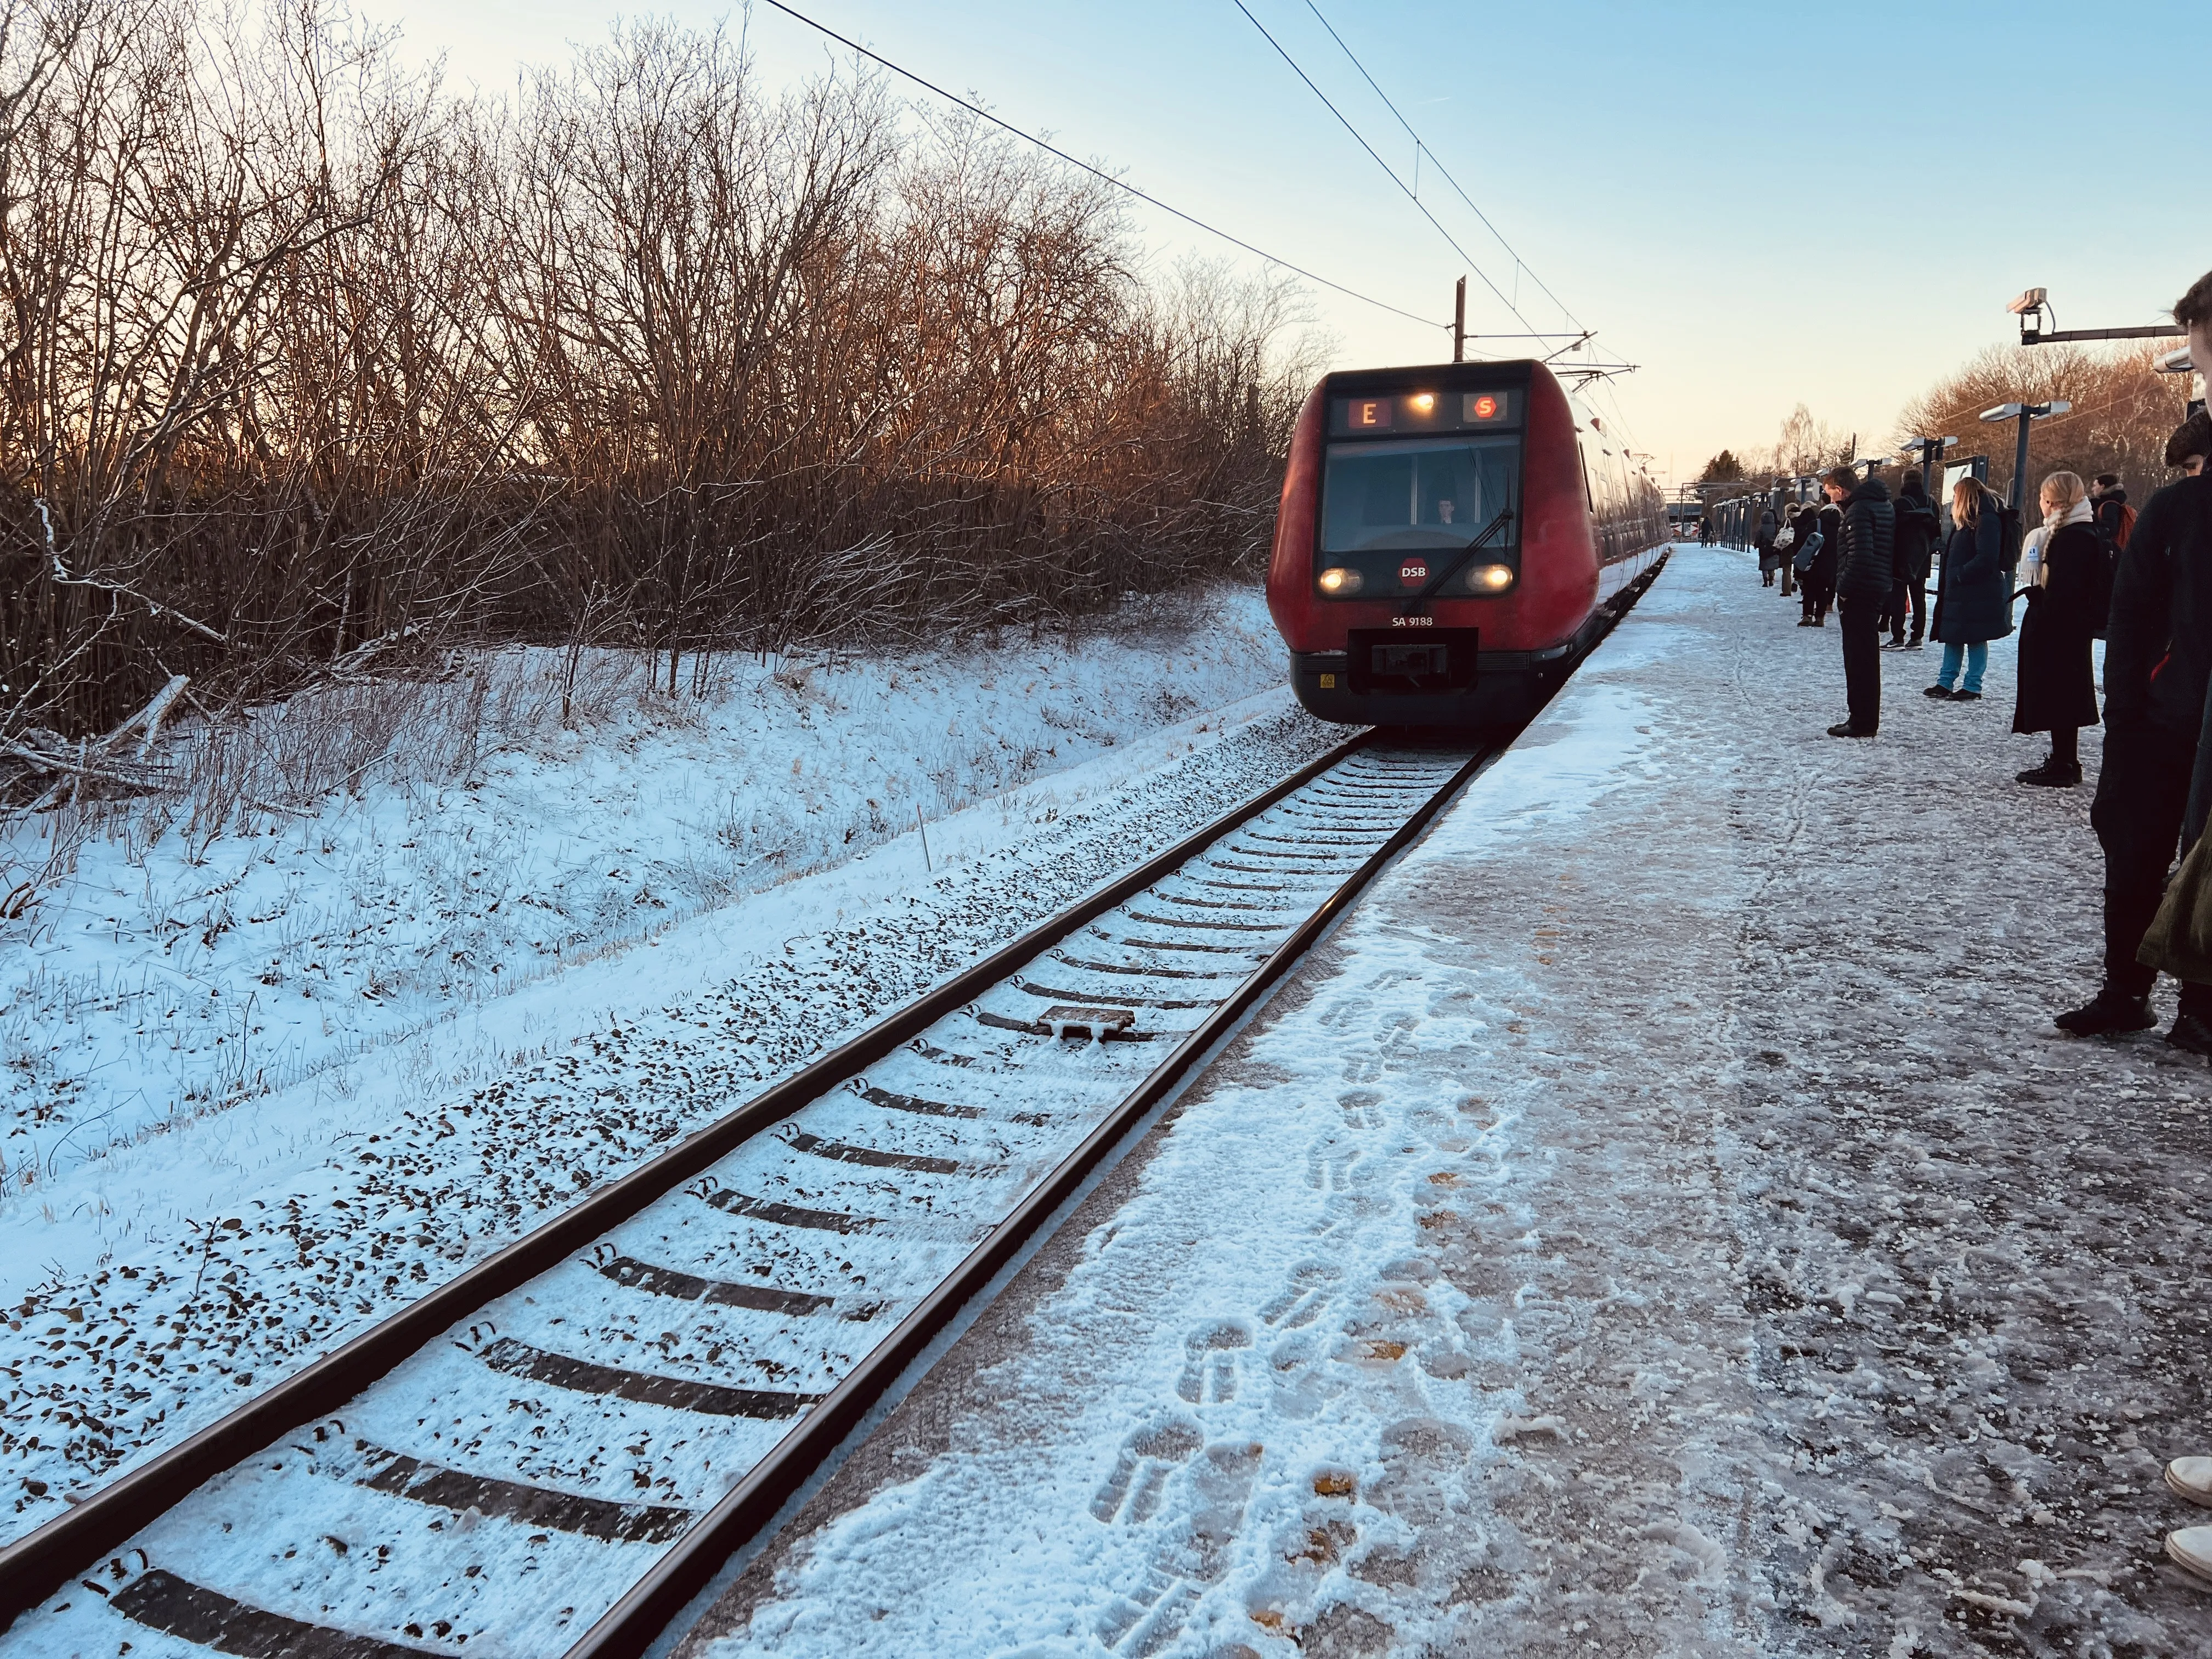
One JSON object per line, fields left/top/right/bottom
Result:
{"left": 0, "top": 735, "right": 1494, "bottom": 1659}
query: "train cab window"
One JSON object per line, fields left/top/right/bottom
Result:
{"left": 1320, "top": 436, "right": 1520, "bottom": 555}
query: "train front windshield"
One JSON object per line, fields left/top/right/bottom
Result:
{"left": 1321, "top": 436, "right": 1520, "bottom": 556}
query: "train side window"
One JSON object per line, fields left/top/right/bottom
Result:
{"left": 1578, "top": 445, "right": 1595, "bottom": 512}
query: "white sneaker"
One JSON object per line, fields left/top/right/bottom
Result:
{"left": 2168, "top": 1457, "right": 2212, "bottom": 1509}
{"left": 2169, "top": 1525, "right": 2212, "bottom": 1588}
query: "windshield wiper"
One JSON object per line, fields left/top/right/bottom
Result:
{"left": 1413, "top": 506, "right": 1515, "bottom": 601}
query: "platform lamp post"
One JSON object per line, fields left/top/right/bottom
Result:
{"left": 1978, "top": 401, "right": 2072, "bottom": 511}
{"left": 1897, "top": 435, "right": 1959, "bottom": 528}
{"left": 2008, "top": 286, "right": 2183, "bottom": 349}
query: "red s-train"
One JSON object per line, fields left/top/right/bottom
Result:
{"left": 1265, "top": 359, "right": 1667, "bottom": 726}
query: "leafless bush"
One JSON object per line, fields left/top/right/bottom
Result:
{"left": 0, "top": 0, "right": 1311, "bottom": 793}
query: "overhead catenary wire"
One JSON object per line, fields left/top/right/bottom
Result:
{"left": 1268, "top": 3, "right": 1657, "bottom": 463}
{"left": 1297, "top": 0, "right": 1589, "bottom": 341}
{"left": 755, "top": 0, "right": 1444, "bottom": 330}
{"left": 1226, "top": 0, "right": 1539, "bottom": 340}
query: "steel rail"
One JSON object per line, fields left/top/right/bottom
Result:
{"left": 0, "top": 729, "right": 1381, "bottom": 1632}
{"left": 564, "top": 741, "right": 1494, "bottom": 1659}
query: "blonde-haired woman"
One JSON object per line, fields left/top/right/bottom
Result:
{"left": 2011, "top": 470, "right": 2103, "bottom": 786}
{"left": 1928, "top": 477, "right": 2007, "bottom": 699}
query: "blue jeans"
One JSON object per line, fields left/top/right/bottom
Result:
{"left": 1939, "top": 641, "right": 1987, "bottom": 693}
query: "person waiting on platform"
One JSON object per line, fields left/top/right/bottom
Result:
{"left": 1798, "top": 490, "right": 1842, "bottom": 628}
{"left": 2121, "top": 278, "right": 2212, "bottom": 1600}
{"left": 1927, "top": 477, "right": 2006, "bottom": 701}
{"left": 1754, "top": 501, "right": 1780, "bottom": 586}
{"left": 2090, "top": 471, "right": 2135, "bottom": 557}
{"left": 2010, "top": 471, "right": 2103, "bottom": 787}
{"left": 1887, "top": 469, "right": 1938, "bottom": 650}
{"left": 1824, "top": 463, "right": 1896, "bottom": 738}
{"left": 1774, "top": 501, "right": 1805, "bottom": 599}
{"left": 2138, "top": 279, "right": 2212, "bottom": 1598}
{"left": 2055, "top": 391, "right": 2212, "bottom": 1042}
{"left": 2171, "top": 408, "right": 2210, "bottom": 481}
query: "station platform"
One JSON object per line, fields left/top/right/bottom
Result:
{"left": 678, "top": 546, "right": 2211, "bottom": 1658}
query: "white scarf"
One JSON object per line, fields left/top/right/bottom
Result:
{"left": 2032, "top": 495, "right": 2094, "bottom": 585}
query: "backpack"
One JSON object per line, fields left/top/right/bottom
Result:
{"left": 1791, "top": 529, "right": 1823, "bottom": 576}
{"left": 1996, "top": 503, "right": 2025, "bottom": 573}
{"left": 2086, "top": 501, "right": 2134, "bottom": 639}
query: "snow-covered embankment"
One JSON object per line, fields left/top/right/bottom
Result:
{"left": 0, "top": 585, "right": 1338, "bottom": 1542}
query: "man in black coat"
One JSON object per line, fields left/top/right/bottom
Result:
{"left": 1887, "top": 470, "right": 1939, "bottom": 650}
{"left": 2057, "top": 434, "right": 2212, "bottom": 1044}
{"left": 2092, "top": 475, "right": 2130, "bottom": 546}
{"left": 1824, "top": 465, "right": 1895, "bottom": 737}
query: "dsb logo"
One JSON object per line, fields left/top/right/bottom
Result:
{"left": 1398, "top": 561, "right": 1428, "bottom": 584}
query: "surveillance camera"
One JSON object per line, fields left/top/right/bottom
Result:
{"left": 2006, "top": 287, "right": 2047, "bottom": 316}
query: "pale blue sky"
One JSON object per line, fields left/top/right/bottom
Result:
{"left": 387, "top": 0, "right": 2206, "bottom": 486}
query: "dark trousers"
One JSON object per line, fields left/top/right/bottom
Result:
{"left": 1902, "top": 577, "right": 1927, "bottom": 639}
{"left": 1886, "top": 577, "right": 1927, "bottom": 640}
{"left": 1837, "top": 596, "right": 1882, "bottom": 732}
{"left": 1799, "top": 572, "right": 1832, "bottom": 622}
{"left": 2090, "top": 723, "right": 2200, "bottom": 1000}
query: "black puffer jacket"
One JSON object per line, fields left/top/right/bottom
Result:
{"left": 1833, "top": 476, "right": 1897, "bottom": 603}
{"left": 2104, "top": 475, "right": 2212, "bottom": 733}
{"left": 1892, "top": 479, "right": 1939, "bottom": 584}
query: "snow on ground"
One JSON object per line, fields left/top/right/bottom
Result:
{"left": 2, "top": 588, "right": 1289, "bottom": 1199}
{"left": 0, "top": 584, "right": 1347, "bottom": 1544}
{"left": 684, "top": 546, "right": 2211, "bottom": 1659}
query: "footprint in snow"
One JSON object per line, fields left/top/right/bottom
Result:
{"left": 1092, "top": 1418, "right": 1205, "bottom": 1525}
{"left": 1258, "top": 1264, "right": 1341, "bottom": 1330}
{"left": 1094, "top": 1438, "right": 1266, "bottom": 1655}
{"left": 1176, "top": 1321, "right": 1254, "bottom": 1404}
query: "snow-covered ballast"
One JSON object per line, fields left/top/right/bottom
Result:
{"left": 1265, "top": 359, "right": 1666, "bottom": 727}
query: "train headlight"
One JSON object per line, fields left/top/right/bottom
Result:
{"left": 1317, "top": 567, "right": 1363, "bottom": 595}
{"left": 1465, "top": 563, "right": 1515, "bottom": 592}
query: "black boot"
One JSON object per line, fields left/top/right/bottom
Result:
{"left": 2054, "top": 988, "right": 2157, "bottom": 1036}
{"left": 2016, "top": 757, "right": 2083, "bottom": 787}
{"left": 2166, "top": 1012, "right": 2212, "bottom": 1057}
